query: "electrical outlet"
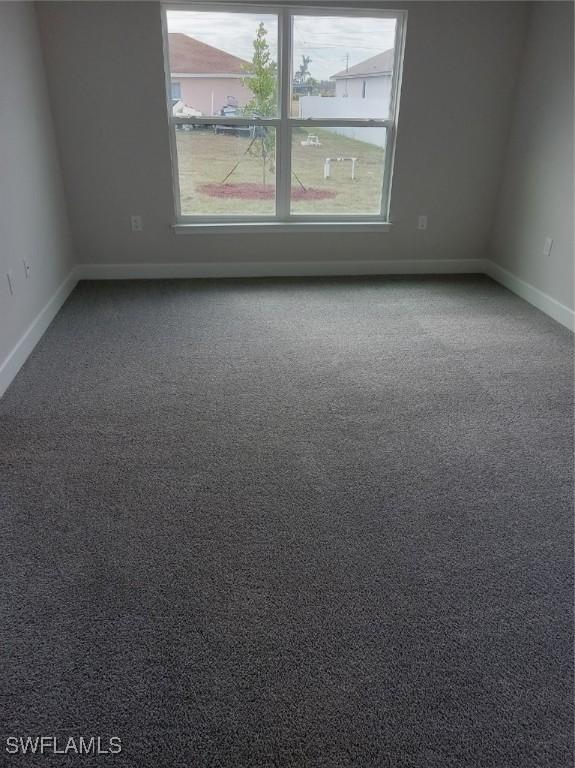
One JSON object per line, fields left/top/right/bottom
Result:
{"left": 6, "top": 269, "right": 15, "bottom": 295}
{"left": 130, "top": 215, "right": 143, "bottom": 232}
{"left": 23, "top": 259, "right": 31, "bottom": 279}
{"left": 543, "top": 237, "right": 553, "bottom": 257}
{"left": 418, "top": 214, "right": 428, "bottom": 230}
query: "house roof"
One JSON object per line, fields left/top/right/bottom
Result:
{"left": 331, "top": 49, "right": 394, "bottom": 80}
{"left": 168, "top": 33, "right": 250, "bottom": 75}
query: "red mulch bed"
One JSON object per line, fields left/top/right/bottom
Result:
{"left": 199, "top": 183, "right": 336, "bottom": 201}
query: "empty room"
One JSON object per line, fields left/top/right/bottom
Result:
{"left": 0, "top": 0, "right": 573, "bottom": 765}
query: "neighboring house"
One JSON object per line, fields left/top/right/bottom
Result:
{"left": 298, "top": 49, "right": 394, "bottom": 147}
{"left": 168, "top": 33, "right": 252, "bottom": 117}
{"left": 331, "top": 49, "right": 394, "bottom": 106}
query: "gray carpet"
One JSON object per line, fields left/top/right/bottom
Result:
{"left": 0, "top": 275, "right": 573, "bottom": 767}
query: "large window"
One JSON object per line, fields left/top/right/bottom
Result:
{"left": 162, "top": 5, "right": 406, "bottom": 225}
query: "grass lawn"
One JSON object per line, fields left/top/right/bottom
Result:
{"left": 175, "top": 127, "right": 385, "bottom": 216}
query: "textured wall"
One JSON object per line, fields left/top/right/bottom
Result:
{"left": 0, "top": 3, "right": 74, "bottom": 372}
{"left": 489, "top": 2, "right": 574, "bottom": 309}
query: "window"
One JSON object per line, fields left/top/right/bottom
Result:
{"left": 162, "top": 5, "right": 406, "bottom": 225}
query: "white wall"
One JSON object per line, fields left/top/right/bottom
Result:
{"left": 300, "top": 95, "right": 389, "bottom": 121}
{"left": 335, "top": 75, "right": 391, "bottom": 104}
{"left": 0, "top": 2, "right": 75, "bottom": 394}
{"left": 489, "top": 2, "right": 574, "bottom": 311}
{"left": 299, "top": 95, "right": 388, "bottom": 147}
{"left": 36, "top": 1, "right": 528, "bottom": 267}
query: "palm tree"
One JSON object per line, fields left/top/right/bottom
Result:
{"left": 295, "top": 55, "right": 312, "bottom": 85}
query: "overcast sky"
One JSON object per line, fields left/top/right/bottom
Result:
{"left": 167, "top": 11, "right": 396, "bottom": 82}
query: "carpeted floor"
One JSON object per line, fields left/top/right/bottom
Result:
{"left": 0, "top": 275, "right": 573, "bottom": 767}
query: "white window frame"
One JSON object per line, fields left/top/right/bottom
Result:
{"left": 161, "top": 3, "right": 407, "bottom": 232}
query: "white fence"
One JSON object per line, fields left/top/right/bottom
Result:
{"left": 299, "top": 96, "right": 388, "bottom": 148}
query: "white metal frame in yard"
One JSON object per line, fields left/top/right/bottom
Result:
{"left": 161, "top": 3, "right": 407, "bottom": 229}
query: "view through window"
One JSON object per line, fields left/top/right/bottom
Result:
{"left": 164, "top": 6, "right": 405, "bottom": 221}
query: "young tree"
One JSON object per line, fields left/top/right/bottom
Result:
{"left": 243, "top": 22, "right": 277, "bottom": 118}
{"left": 242, "top": 22, "right": 277, "bottom": 183}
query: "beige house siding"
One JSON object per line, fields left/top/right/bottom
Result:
{"left": 174, "top": 76, "right": 252, "bottom": 117}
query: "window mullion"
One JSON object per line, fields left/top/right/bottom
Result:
{"left": 277, "top": 7, "right": 291, "bottom": 221}
{"left": 288, "top": 119, "right": 392, "bottom": 129}
{"left": 172, "top": 118, "right": 280, "bottom": 127}
{"left": 380, "top": 124, "right": 394, "bottom": 219}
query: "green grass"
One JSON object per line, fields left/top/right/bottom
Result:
{"left": 176, "top": 127, "right": 385, "bottom": 216}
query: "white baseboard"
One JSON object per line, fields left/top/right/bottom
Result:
{"left": 0, "top": 269, "right": 78, "bottom": 399}
{"left": 75, "top": 258, "right": 575, "bottom": 332}
{"left": 1, "top": 258, "right": 571, "bottom": 400}
{"left": 485, "top": 260, "right": 574, "bottom": 332}
{"left": 76, "top": 258, "right": 487, "bottom": 280}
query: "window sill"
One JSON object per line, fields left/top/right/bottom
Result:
{"left": 172, "top": 221, "right": 392, "bottom": 234}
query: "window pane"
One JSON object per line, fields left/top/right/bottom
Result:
{"left": 166, "top": 11, "right": 279, "bottom": 118}
{"left": 176, "top": 124, "right": 276, "bottom": 216}
{"left": 290, "top": 127, "right": 386, "bottom": 215}
{"left": 292, "top": 15, "right": 397, "bottom": 119}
